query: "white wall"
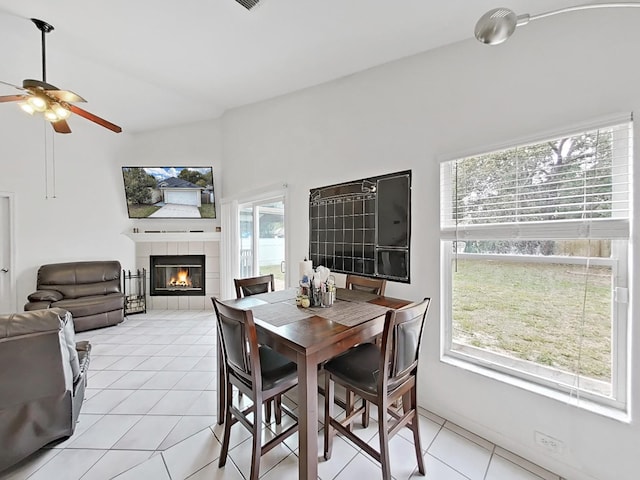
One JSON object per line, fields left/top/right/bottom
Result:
{"left": 220, "top": 11, "right": 640, "bottom": 480}
{"left": 0, "top": 109, "right": 135, "bottom": 307}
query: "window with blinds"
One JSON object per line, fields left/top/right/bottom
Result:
{"left": 439, "top": 116, "right": 632, "bottom": 410}
{"left": 441, "top": 120, "right": 631, "bottom": 241}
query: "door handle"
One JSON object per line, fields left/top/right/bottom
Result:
{"left": 280, "top": 261, "right": 286, "bottom": 274}
{"left": 1, "top": 268, "right": 8, "bottom": 273}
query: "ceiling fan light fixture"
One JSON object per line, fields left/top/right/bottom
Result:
{"left": 27, "top": 95, "right": 47, "bottom": 112}
{"left": 51, "top": 103, "right": 70, "bottom": 120}
{"left": 19, "top": 102, "right": 35, "bottom": 115}
{"left": 44, "top": 109, "right": 59, "bottom": 122}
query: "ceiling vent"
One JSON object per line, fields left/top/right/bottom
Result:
{"left": 235, "top": 0, "right": 261, "bottom": 10}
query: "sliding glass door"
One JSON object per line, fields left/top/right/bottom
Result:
{"left": 238, "top": 198, "right": 286, "bottom": 290}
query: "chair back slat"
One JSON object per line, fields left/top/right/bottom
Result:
{"left": 381, "top": 298, "right": 430, "bottom": 386}
{"left": 345, "top": 274, "right": 386, "bottom": 296}
{"left": 391, "top": 312, "right": 423, "bottom": 380}
{"left": 241, "top": 283, "right": 270, "bottom": 296}
{"left": 234, "top": 274, "right": 275, "bottom": 299}
{"left": 218, "top": 312, "right": 250, "bottom": 375}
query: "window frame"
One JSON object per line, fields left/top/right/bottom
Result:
{"left": 439, "top": 115, "right": 632, "bottom": 412}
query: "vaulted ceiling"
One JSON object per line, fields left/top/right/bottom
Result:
{"left": 0, "top": 0, "right": 587, "bottom": 133}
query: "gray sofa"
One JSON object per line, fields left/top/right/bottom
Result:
{"left": 24, "top": 260, "right": 125, "bottom": 332}
{"left": 0, "top": 309, "right": 90, "bottom": 472}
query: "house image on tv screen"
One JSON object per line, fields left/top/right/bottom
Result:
{"left": 158, "top": 177, "right": 203, "bottom": 206}
{"left": 122, "top": 166, "right": 216, "bottom": 219}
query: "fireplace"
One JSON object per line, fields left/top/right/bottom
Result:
{"left": 150, "top": 255, "right": 205, "bottom": 296}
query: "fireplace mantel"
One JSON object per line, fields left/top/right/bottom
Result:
{"left": 125, "top": 231, "right": 221, "bottom": 243}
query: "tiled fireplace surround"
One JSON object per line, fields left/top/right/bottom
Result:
{"left": 130, "top": 233, "right": 221, "bottom": 311}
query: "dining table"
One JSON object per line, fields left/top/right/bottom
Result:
{"left": 218, "top": 287, "right": 413, "bottom": 480}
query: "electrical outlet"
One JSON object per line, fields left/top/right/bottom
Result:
{"left": 535, "top": 431, "right": 564, "bottom": 454}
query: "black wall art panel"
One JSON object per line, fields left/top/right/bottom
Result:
{"left": 309, "top": 170, "right": 411, "bottom": 283}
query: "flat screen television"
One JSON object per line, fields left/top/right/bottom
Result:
{"left": 122, "top": 166, "right": 216, "bottom": 219}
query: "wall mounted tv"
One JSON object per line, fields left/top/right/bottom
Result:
{"left": 122, "top": 167, "right": 216, "bottom": 219}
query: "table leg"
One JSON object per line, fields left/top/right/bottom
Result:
{"left": 297, "top": 352, "right": 318, "bottom": 480}
{"left": 217, "top": 338, "right": 225, "bottom": 425}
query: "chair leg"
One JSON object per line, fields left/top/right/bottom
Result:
{"left": 249, "top": 394, "right": 263, "bottom": 480}
{"left": 265, "top": 399, "right": 272, "bottom": 423}
{"left": 378, "top": 398, "right": 392, "bottom": 480}
{"left": 323, "top": 372, "right": 335, "bottom": 460}
{"left": 404, "top": 388, "right": 425, "bottom": 475}
{"left": 345, "top": 388, "right": 354, "bottom": 432}
{"left": 362, "top": 398, "right": 370, "bottom": 428}
{"left": 217, "top": 344, "right": 226, "bottom": 425}
{"left": 275, "top": 395, "right": 283, "bottom": 425}
{"left": 218, "top": 381, "right": 234, "bottom": 467}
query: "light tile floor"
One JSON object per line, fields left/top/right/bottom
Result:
{"left": 0, "top": 310, "right": 562, "bottom": 480}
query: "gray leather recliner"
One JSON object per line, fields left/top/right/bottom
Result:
{"left": 24, "top": 260, "right": 125, "bottom": 332}
{"left": 0, "top": 308, "right": 90, "bottom": 472}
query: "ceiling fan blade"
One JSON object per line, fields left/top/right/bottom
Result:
{"left": 47, "top": 89, "right": 86, "bottom": 103}
{"left": 68, "top": 104, "right": 122, "bottom": 133}
{"left": 52, "top": 119, "right": 72, "bottom": 134}
{"left": 0, "top": 94, "right": 26, "bottom": 103}
{"left": 0, "top": 80, "right": 24, "bottom": 91}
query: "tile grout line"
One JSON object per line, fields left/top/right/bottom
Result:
{"left": 160, "top": 450, "right": 173, "bottom": 479}
{"left": 20, "top": 450, "right": 63, "bottom": 480}
{"left": 74, "top": 449, "right": 110, "bottom": 480}
{"left": 482, "top": 444, "right": 497, "bottom": 480}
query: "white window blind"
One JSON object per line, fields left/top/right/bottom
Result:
{"left": 441, "top": 119, "right": 632, "bottom": 241}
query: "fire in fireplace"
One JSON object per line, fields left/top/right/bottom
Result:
{"left": 169, "top": 269, "right": 191, "bottom": 287}
{"left": 150, "top": 255, "right": 205, "bottom": 296}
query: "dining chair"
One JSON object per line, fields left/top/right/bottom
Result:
{"left": 234, "top": 274, "right": 275, "bottom": 298}
{"left": 233, "top": 273, "right": 278, "bottom": 420}
{"left": 322, "top": 298, "right": 431, "bottom": 480}
{"left": 345, "top": 274, "right": 387, "bottom": 296}
{"left": 212, "top": 297, "right": 299, "bottom": 480}
{"left": 342, "top": 274, "right": 388, "bottom": 424}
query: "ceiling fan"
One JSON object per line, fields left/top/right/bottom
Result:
{"left": 0, "top": 18, "right": 121, "bottom": 134}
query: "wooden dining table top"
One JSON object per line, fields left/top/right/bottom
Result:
{"left": 221, "top": 287, "right": 412, "bottom": 359}
{"left": 218, "top": 287, "right": 414, "bottom": 480}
